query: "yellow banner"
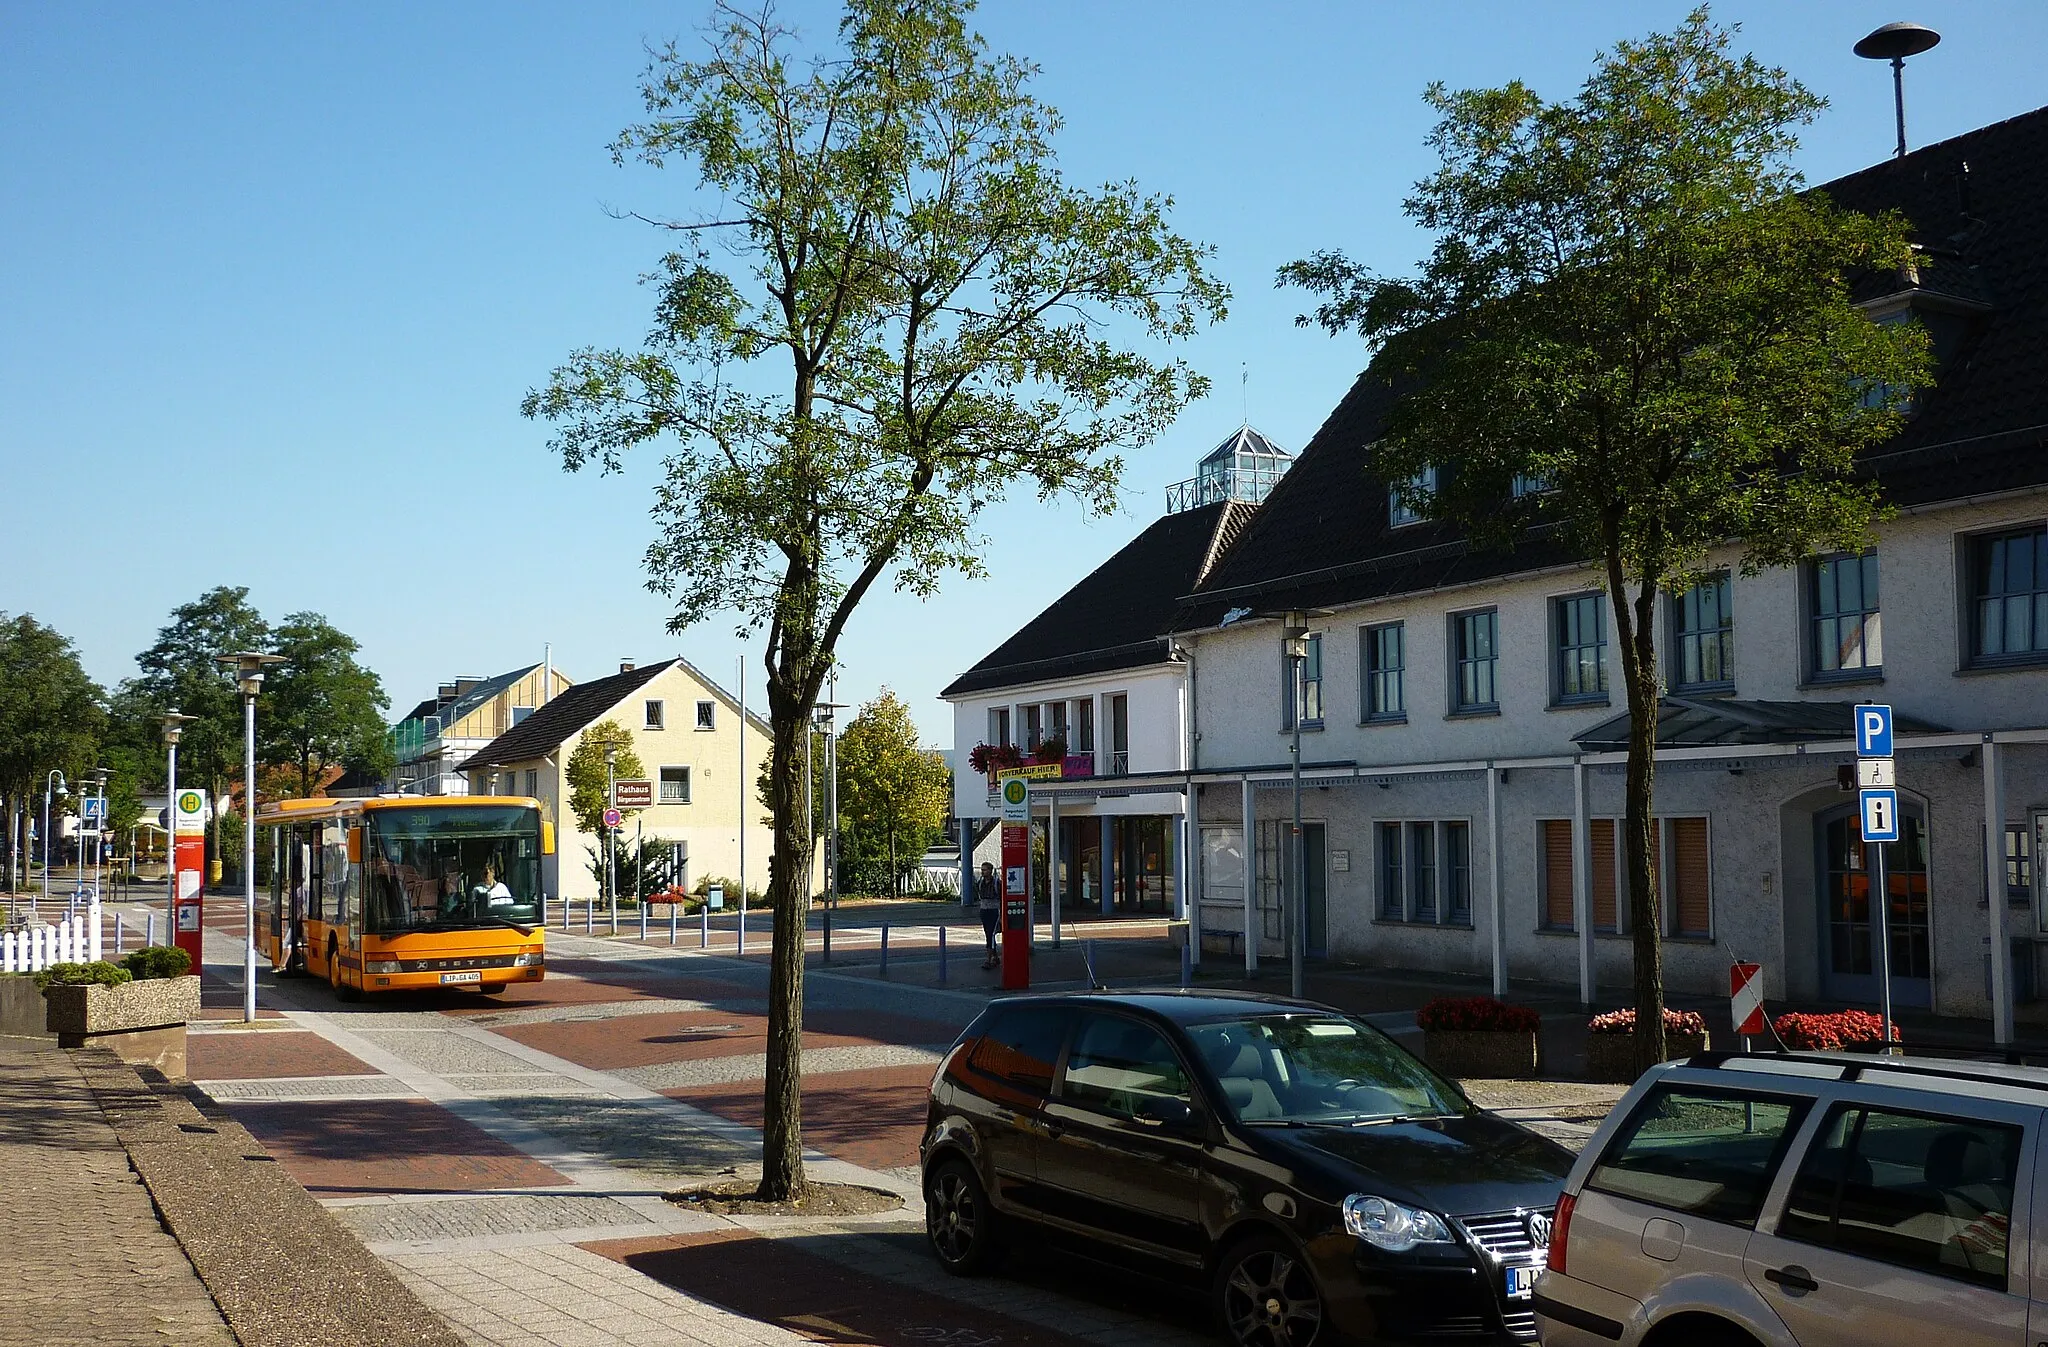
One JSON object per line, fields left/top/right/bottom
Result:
{"left": 996, "top": 764, "right": 1063, "bottom": 781}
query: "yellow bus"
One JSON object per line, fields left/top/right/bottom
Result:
{"left": 257, "top": 795, "right": 552, "bottom": 999}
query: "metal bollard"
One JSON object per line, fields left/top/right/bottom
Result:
{"left": 700, "top": 903, "right": 710, "bottom": 949}
{"left": 879, "top": 923, "right": 890, "bottom": 977}
{"left": 669, "top": 901, "right": 678, "bottom": 945}
{"left": 585, "top": 898, "right": 593, "bottom": 935}
{"left": 639, "top": 901, "right": 648, "bottom": 941}
{"left": 1180, "top": 941, "right": 1193, "bottom": 988}
{"left": 822, "top": 905, "right": 831, "bottom": 964}
{"left": 145, "top": 912, "right": 157, "bottom": 947}
{"left": 609, "top": 896, "right": 618, "bottom": 936}
{"left": 737, "top": 903, "right": 746, "bottom": 958}
{"left": 114, "top": 913, "right": 123, "bottom": 954}
{"left": 937, "top": 925, "right": 948, "bottom": 985}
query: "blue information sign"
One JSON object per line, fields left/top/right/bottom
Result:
{"left": 1859, "top": 787, "right": 1901, "bottom": 843}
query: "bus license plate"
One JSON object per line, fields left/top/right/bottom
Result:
{"left": 440, "top": 971, "right": 482, "bottom": 985}
{"left": 1505, "top": 1265, "right": 1537, "bottom": 1300}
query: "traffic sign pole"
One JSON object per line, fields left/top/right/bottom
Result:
{"left": 1855, "top": 704, "right": 1898, "bottom": 1049}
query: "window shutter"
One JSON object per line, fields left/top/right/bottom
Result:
{"left": 1543, "top": 820, "right": 1575, "bottom": 929}
{"left": 1669, "top": 818, "right": 1710, "bottom": 937}
{"left": 1591, "top": 819, "right": 1618, "bottom": 931}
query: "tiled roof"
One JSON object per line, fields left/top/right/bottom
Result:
{"left": 942, "top": 499, "right": 1259, "bottom": 699}
{"left": 1178, "top": 104, "right": 2048, "bottom": 628}
{"left": 457, "top": 661, "right": 675, "bottom": 770}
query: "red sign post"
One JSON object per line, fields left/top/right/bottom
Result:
{"left": 1730, "top": 962, "right": 1765, "bottom": 1038}
{"left": 172, "top": 789, "right": 207, "bottom": 968}
{"left": 996, "top": 773, "right": 1032, "bottom": 989}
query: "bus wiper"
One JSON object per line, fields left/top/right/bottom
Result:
{"left": 474, "top": 915, "right": 537, "bottom": 937}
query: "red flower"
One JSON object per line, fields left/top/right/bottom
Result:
{"left": 1587, "top": 1007, "right": 1708, "bottom": 1036}
{"left": 1772, "top": 1009, "right": 1900, "bottom": 1050}
{"left": 1417, "top": 996, "right": 1540, "bottom": 1033}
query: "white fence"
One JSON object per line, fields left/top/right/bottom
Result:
{"left": 1, "top": 899, "right": 104, "bottom": 973}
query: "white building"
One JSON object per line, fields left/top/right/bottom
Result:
{"left": 944, "top": 427, "right": 1290, "bottom": 918}
{"left": 1172, "top": 111, "right": 2048, "bottom": 1036}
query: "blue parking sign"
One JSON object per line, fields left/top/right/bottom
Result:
{"left": 1859, "top": 788, "right": 1900, "bottom": 843}
{"left": 1854, "top": 704, "right": 1894, "bottom": 758}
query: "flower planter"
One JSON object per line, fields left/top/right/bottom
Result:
{"left": 1585, "top": 1030, "right": 1710, "bottom": 1083}
{"left": 1424, "top": 1028, "right": 1540, "bottom": 1080}
{"left": 43, "top": 975, "right": 201, "bottom": 1079}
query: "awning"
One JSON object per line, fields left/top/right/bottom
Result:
{"left": 1572, "top": 696, "right": 1949, "bottom": 752}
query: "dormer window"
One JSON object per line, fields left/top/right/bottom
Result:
{"left": 1512, "top": 472, "right": 1553, "bottom": 498}
{"left": 1389, "top": 468, "right": 1436, "bottom": 527}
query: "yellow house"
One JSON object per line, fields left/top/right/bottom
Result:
{"left": 457, "top": 657, "right": 789, "bottom": 903}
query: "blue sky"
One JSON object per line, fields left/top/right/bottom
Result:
{"left": 5, "top": 2, "right": 2042, "bottom": 747}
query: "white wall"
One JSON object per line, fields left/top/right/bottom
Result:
{"left": 947, "top": 661, "right": 1188, "bottom": 820}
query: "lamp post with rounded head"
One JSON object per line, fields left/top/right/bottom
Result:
{"left": 216, "top": 652, "right": 283, "bottom": 1022}
{"left": 42, "top": 770, "right": 67, "bottom": 906}
{"left": 163, "top": 712, "right": 196, "bottom": 912}
{"left": 604, "top": 742, "right": 617, "bottom": 926}
{"left": 1854, "top": 22, "right": 1941, "bottom": 160}
{"left": 90, "top": 767, "right": 110, "bottom": 898}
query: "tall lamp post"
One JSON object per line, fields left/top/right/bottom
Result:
{"left": 813, "top": 693, "right": 844, "bottom": 906}
{"left": 1281, "top": 613, "right": 1311, "bottom": 1001}
{"left": 42, "top": 769, "right": 67, "bottom": 907}
{"left": 217, "top": 652, "right": 283, "bottom": 1023}
{"left": 90, "top": 767, "right": 110, "bottom": 899}
{"left": 163, "top": 712, "right": 196, "bottom": 914}
{"left": 604, "top": 742, "right": 617, "bottom": 926}
{"left": 1854, "top": 22, "right": 1940, "bottom": 160}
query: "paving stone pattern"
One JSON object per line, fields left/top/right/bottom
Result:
{"left": 0, "top": 1047, "right": 237, "bottom": 1347}
{"left": 336, "top": 1194, "right": 654, "bottom": 1245}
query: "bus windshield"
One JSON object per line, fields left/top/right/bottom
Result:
{"left": 363, "top": 805, "right": 543, "bottom": 934}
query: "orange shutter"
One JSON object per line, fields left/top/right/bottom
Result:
{"left": 1543, "top": 820, "right": 1575, "bottom": 929}
{"left": 1591, "top": 820, "right": 1618, "bottom": 931}
{"left": 1669, "top": 818, "right": 1711, "bottom": 937}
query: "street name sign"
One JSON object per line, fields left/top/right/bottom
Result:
{"left": 1860, "top": 787, "right": 1901, "bottom": 843}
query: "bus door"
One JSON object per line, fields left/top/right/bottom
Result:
{"left": 267, "top": 827, "right": 286, "bottom": 967}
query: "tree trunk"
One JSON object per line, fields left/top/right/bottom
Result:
{"left": 758, "top": 653, "right": 817, "bottom": 1202}
{"left": 1605, "top": 540, "right": 1668, "bottom": 1078}
{"left": 888, "top": 827, "right": 897, "bottom": 900}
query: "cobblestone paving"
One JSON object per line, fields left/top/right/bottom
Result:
{"left": 335, "top": 1194, "right": 657, "bottom": 1245}
{"left": 0, "top": 1048, "right": 237, "bottom": 1346}
{"left": 481, "top": 1093, "right": 755, "bottom": 1178}
{"left": 619, "top": 1043, "right": 942, "bottom": 1091}
{"left": 200, "top": 1074, "right": 417, "bottom": 1100}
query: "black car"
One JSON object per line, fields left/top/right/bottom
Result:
{"left": 919, "top": 990, "right": 1572, "bottom": 1347}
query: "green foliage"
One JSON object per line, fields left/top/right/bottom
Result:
{"left": 263, "top": 612, "right": 394, "bottom": 795}
{"left": 564, "top": 720, "right": 646, "bottom": 836}
{"left": 121, "top": 945, "right": 193, "bottom": 980}
{"left": 0, "top": 612, "right": 106, "bottom": 813}
{"left": 132, "top": 587, "right": 270, "bottom": 804}
{"left": 1280, "top": 8, "right": 1930, "bottom": 1069}
{"left": 835, "top": 690, "right": 950, "bottom": 894}
{"left": 35, "top": 960, "right": 131, "bottom": 989}
{"left": 583, "top": 834, "right": 684, "bottom": 901}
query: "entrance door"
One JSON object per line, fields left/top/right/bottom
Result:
{"left": 1304, "top": 823, "right": 1327, "bottom": 957}
{"left": 1816, "top": 803, "right": 1931, "bottom": 1008}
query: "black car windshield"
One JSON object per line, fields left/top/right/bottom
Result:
{"left": 363, "top": 806, "right": 542, "bottom": 934}
{"left": 1187, "top": 1014, "right": 1465, "bottom": 1125}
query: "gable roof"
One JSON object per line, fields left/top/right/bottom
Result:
{"left": 456, "top": 660, "right": 675, "bottom": 770}
{"left": 942, "top": 498, "right": 1258, "bottom": 699}
{"left": 395, "top": 664, "right": 544, "bottom": 731}
{"left": 1176, "top": 104, "right": 2048, "bottom": 629}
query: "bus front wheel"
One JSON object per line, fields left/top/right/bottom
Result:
{"left": 328, "top": 939, "right": 361, "bottom": 1003}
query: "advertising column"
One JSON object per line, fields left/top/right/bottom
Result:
{"left": 998, "top": 773, "right": 1031, "bottom": 990}
{"left": 172, "top": 789, "right": 207, "bottom": 968}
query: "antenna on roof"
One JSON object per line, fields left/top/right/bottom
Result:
{"left": 1240, "top": 362, "right": 1249, "bottom": 428}
{"left": 1854, "top": 21, "right": 1941, "bottom": 159}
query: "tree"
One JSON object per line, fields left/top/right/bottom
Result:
{"left": 564, "top": 721, "right": 646, "bottom": 836}
{"left": 1281, "top": 10, "right": 1927, "bottom": 1071}
{"left": 133, "top": 586, "right": 271, "bottom": 866}
{"left": 0, "top": 614, "right": 104, "bottom": 888}
{"left": 263, "top": 612, "right": 395, "bottom": 795}
{"left": 835, "top": 690, "right": 950, "bottom": 896}
{"left": 525, "top": 0, "right": 1223, "bottom": 1197}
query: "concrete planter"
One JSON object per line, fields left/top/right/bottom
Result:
{"left": 0, "top": 975, "right": 52, "bottom": 1038}
{"left": 43, "top": 975, "right": 200, "bottom": 1078}
{"left": 1586, "top": 1030, "right": 1711, "bottom": 1083}
{"left": 1423, "top": 1029, "right": 1540, "bottom": 1080}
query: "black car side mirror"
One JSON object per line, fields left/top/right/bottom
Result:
{"left": 1136, "top": 1096, "right": 1202, "bottom": 1133}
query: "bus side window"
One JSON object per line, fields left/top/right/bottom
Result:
{"left": 270, "top": 827, "right": 285, "bottom": 924}
{"left": 309, "top": 822, "right": 327, "bottom": 924}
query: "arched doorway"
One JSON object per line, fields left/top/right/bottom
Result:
{"left": 1815, "top": 801, "right": 1931, "bottom": 1008}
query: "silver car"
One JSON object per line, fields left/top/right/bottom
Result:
{"left": 1534, "top": 1051, "right": 2036, "bottom": 1347}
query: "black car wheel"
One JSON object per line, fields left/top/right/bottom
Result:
{"left": 925, "top": 1157, "right": 1004, "bottom": 1275}
{"left": 1216, "top": 1231, "right": 1324, "bottom": 1347}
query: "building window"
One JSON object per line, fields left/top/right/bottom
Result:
{"left": 989, "top": 706, "right": 1011, "bottom": 747}
{"left": 2007, "top": 823, "right": 2033, "bottom": 905}
{"left": 524, "top": 769, "right": 538, "bottom": 798}
{"left": 1389, "top": 467, "right": 1435, "bottom": 527}
{"left": 1540, "top": 817, "right": 1707, "bottom": 937}
{"left": 1283, "top": 634, "right": 1324, "bottom": 730}
{"left": 1451, "top": 609, "right": 1499, "bottom": 713}
{"left": 1377, "top": 821, "right": 1473, "bottom": 926}
{"left": 1512, "top": 472, "right": 1552, "bottom": 497}
{"left": 1540, "top": 818, "right": 1619, "bottom": 932}
{"left": 1666, "top": 817, "right": 1711, "bottom": 938}
{"left": 1048, "top": 701, "right": 1068, "bottom": 747}
{"left": 1553, "top": 593, "right": 1608, "bottom": 704}
{"left": 1362, "top": 622, "right": 1405, "bottom": 722}
{"left": 1076, "top": 698, "right": 1095, "bottom": 754}
{"left": 1969, "top": 525, "right": 2048, "bottom": 664}
{"left": 695, "top": 700, "right": 716, "bottom": 730}
{"left": 1810, "top": 551, "right": 1882, "bottom": 679}
{"left": 1674, "top": 573, "right": 1734, "bottom": 690}
{"left": 1108, "top": 694, "right": 1129, "bottom": 776}
{"left": 1024, "top": 704, "right": 1043, "bottom": 750}
{"left": 659, "top": 767, "right": 690, "bottom": 803}
{"left": 644, "top": 699, "right": 665, "bottom": 730}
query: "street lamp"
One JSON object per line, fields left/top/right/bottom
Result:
{"left": 1257, "top": 607, "right": 1330, "bottom": 1001}
{"left": 216, "top": 652, "right": 283, "bottom": 1023}
{"left": 603, "top": 741, "right": 617, "bottom": 927}
{"left": 90, "top": 767, "right": 110, "bottom": 899}
{"left": 42, "top": 769, "right": 66, "bottom": 908}
{"left": 163, "top": 711, "right": 196, "bottom": 916}
{"left": 1854, "top": 22, "right": 1941, "bottom": 160}
{"left": 813, "top": 689, "right": 845, "bottom": 907}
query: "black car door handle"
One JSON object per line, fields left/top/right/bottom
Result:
{"left": 1765, "top": 1265, "right": 1819, "bottom": 1294}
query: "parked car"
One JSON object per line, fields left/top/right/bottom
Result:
{"left": 1535, "top": 1050, "right": 2036, "bottom": 1347}
{"left": 920, "top": 990, "right": 1573, "bottom": 1347}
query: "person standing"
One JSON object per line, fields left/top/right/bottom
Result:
{"left": 976, "top": 861, "right": 1001, "bottom": 969}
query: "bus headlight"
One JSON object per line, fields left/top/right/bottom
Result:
{"left": 364, "top": 960, "right": 403, "bottom": 975}
{"left": 511, "top": 951, "right": 544, "bottom": 967}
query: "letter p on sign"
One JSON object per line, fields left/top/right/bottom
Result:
{"left": 1855, "top": 703, "right": 1894, "bottom": 757}
{"left": 1731, "top": 962, "right": 1765, "bottom": 1036}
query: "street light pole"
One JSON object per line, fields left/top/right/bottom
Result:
{"left": 217, "top": 652, "right": 283, "bottom": 1023}
{"left": 827, "top": 671, "right": 840, "bottom": 908}
{"left": 42, "top": 769, "right": 66, "bottom": 907}
{"left": 91, "top": 768, "right": 109, "bottom": 899}
{"left": 604, "top": 743, "right": 617, "bottom": 927}
{"left": 1283, "top": 614, "right": 1309, "bottom": 1001}
{"left": 163, "top": 711, "right": 195, "bottom": 921}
